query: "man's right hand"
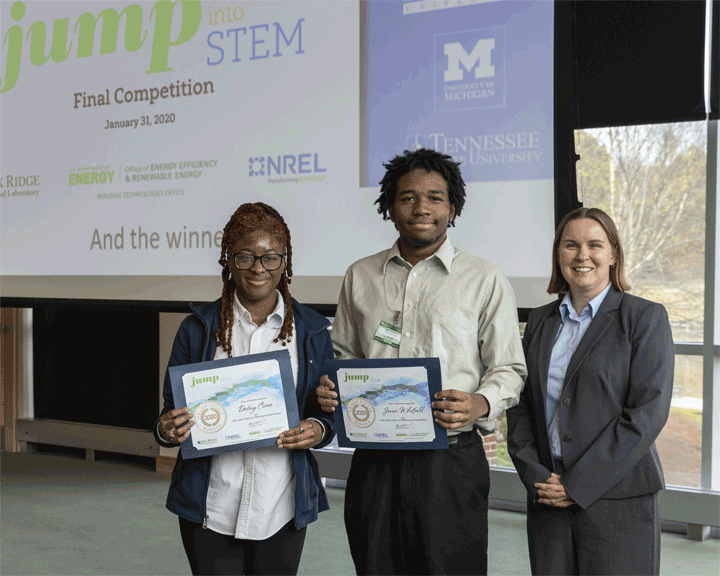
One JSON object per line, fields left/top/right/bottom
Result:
{"left": 316, "top": 375, "right": 338, "bottom": 413}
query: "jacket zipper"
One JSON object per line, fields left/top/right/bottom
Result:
{"left": 196, "top": 304, "right": 214, "bottom": 530}
{"left": 202, "top": 455, "right": 212, "bottom": 529}
{"left": 306, "top": 332, "right": 312, "bottom": 396}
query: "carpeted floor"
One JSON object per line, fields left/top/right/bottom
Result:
{"left": 1, "top": 451, "right": 718, "bottom": 576}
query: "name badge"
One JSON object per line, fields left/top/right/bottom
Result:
{"left": 373, "top": 320, "right": 402, "bottom": 349}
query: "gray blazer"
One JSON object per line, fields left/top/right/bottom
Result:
{"left": 507, "top": 287, "right": 674, "bottom": 509}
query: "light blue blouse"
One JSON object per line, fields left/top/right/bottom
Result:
{"left": 546, "top": 283, "right": 612, "bottom": 459}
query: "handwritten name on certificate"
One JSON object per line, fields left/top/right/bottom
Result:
{"left": 183, "top": 358, "right": 290, "bottom": 450}
{"left": 338, "top": 366, "right": 436, "bottom": 443}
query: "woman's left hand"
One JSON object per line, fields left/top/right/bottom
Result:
{"left": 535, "top": 473, "right": 577, "bottom": 508}
{"left": 277, "top": 419, "right": 323, "bottom": 450}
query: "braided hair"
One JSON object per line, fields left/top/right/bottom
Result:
{"left": 215, "top": 202, "right": 295, "bottom": 355}
{"left": 374, "top": 148, "right": 466, "bottom": 226}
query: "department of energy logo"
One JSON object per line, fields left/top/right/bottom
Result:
{"left": 347, "top": 398, "right": 376, "bottom": 428}
{"left": 195, "top": 401, "right": 227, "bottom": 433}
{"left": 435, "top": 26, "right": 505, "bottom": 112}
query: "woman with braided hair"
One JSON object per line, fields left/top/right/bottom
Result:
{"left": 154, "top": 202, "right": 336, "bottom": 576}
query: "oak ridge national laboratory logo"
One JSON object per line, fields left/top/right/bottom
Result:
{"left": 0, "top": 173, "right": 41, "bottom": 198}
{"left": 435, "top": 26, "right": 506, "bottom": 112}
{"left": 195, "top": 401, "right": 227, "bottom": 433}
{"left": 347, "top": 398, "right": 376, "bottom": 428}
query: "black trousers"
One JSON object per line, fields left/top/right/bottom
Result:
{"left": 526, "top": 460, "right": 661, "bottom": 576}
{"left": 178, "top": 517, "right": 307, "bottom": 576}
{"left": 344, "top": 429, "right": 490, "bottom": 576}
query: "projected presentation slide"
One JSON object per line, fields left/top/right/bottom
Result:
{"left": 0, "top": 0, "right": 554, "bottom": 285}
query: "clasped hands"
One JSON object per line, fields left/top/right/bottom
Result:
{"left": 158, "top": 407, "right": 322, "bottom": 449}
{"left": 535, "top": 473, "right": 576, "bottom": 508}
{"left": 316, "top": 375, "right": 489, "bottom": 429}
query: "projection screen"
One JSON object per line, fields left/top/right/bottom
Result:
{"left": 0, "top": 0, "right": 555, "bottom": 307}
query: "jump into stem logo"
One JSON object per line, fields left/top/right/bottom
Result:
{"left": 435, "top": 26, "right": 505, "bottom": 112}
{"left": 0, "top": 0, "right": 202, "bottom": 94}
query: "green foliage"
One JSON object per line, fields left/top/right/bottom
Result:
{"left": 496, "top": 440, "right": 514, "bottom": 468}
{"left": 670, "top": 406, "right": 702, "bottom": 428}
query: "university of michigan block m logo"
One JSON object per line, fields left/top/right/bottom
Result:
{"left": 435, "top": 26, "right": 505, "bottom": 112}
{"left": 443, "top": 38, "right": 495, "bottom": 82}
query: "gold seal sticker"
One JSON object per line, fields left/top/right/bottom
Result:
{"left": 195, "top": 401, "right": 227, "bottom": 434}
{"left": 347, "top": 398, "right": 376, "bottom": 428}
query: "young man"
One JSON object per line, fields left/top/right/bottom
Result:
{"left": 317, "top": 148, "right": 527, "bottom": 575}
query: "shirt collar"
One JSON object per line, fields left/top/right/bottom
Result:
{"left": 559, "top": 283, "right": 612, "bottom": 322}
{"left": 383, "top": 236, "right": 455, "bottom": 274}
{"left": 233, "top": 290, "right": 285, "bottom": 328}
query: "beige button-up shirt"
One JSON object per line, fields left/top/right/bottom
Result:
{"left": 331, "top": 237, "right": 527, "bottom": 433}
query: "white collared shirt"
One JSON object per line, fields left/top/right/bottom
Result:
{"left": 205, "top": 291, "right": 299, "bottom": 540}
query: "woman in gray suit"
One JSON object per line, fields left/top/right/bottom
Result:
{"left": 507, "top": 207, "right": 674, "bottom": 575}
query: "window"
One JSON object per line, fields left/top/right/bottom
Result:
{"left": 575, "top": 121, "right": 707, "bottom": 488}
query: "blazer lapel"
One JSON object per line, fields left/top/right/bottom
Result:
{"left": 563, "top": 288, "right": 623, "bottom": 389}
{"left": 537, "top": 306, "right": 562, "bottom": 400}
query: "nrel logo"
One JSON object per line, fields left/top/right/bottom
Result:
{"left": 248, "top": 153, "right": 327, "bottom": 177}
{"left": 435, "top": 26, "right": 505, "bottom": 112}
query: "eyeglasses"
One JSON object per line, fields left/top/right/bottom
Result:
{"left": 232, "top": 253, "right": 285, "bottom": 271}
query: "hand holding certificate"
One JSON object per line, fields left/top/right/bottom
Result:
{"left": 158, "top": 407, "right": 194, "bottom": 445}
{"left": 325, "top": 358, "right": 448, "bottom": 450}
{"left": 431, "top": 389, "right": 490, "bottom": 429}
{"left": 169, "top": 349, "right": 300, "bottom": 459}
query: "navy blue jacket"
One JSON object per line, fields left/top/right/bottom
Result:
{"left": 154, "top": 297, "right": 336, "bottom": 530}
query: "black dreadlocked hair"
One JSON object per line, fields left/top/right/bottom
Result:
{"left": 215, "top": 202, "right": 294, "bottom": 355}
{"left": 374, "top": 148, "right": 466, "bottom": 226}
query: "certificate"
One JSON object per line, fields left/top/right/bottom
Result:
{"left": 169, "top": 350, "right": 299, "bottom": 459}
{"left": 325, "top": 358, "right": 448, "bottom": 450}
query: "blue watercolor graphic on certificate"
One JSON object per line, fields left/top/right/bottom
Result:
{"left": 186, "top": 372, "right": 284, "bottom": 414}
{"left": 340, "top": 377, "right": 430, "bottom": 410}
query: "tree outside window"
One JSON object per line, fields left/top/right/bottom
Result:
{"left": 576, "top": 121, "right": 707, "bottom": 488}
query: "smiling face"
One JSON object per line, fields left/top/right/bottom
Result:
{"left": 558, "top": 218, "right": 616, "bottom": 303}
{"left": 230, "top": 229, "right": 286, "bottom": 312}
{"left": 388, "top": 168, "right": 455, "bottom": 260}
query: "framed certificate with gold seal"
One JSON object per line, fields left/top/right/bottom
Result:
{"left": 169, "top": 349, "right": 299, "bottom": 459}
{"left": 325, "top": 358, "right": 448, "bottom": 450}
